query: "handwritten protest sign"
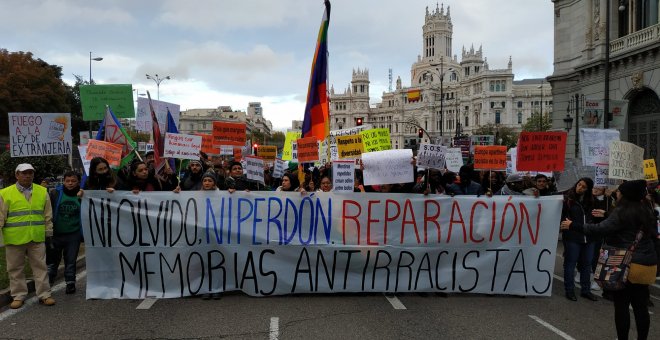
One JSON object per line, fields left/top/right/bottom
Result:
{"left": 608, "top": 141, "right": 644, "bottom": 180}
{"left": 136, "top": 97, "right": 180, "bottom": 132}
{"left": 245, "top": 156, "right": 265, "bottom": 185}
{"left": 273, "top": 159, "right": 286, "bottom": 178}
{"left": 644, "top": 159, "right": 658, "bottom": 182}
{"left": 296, "top": 137, "right": 320, "bottom": 163}
{"left": 417, "top": 143, "right": 446, "bottom": 169}
{"left": 336, "top": 134, "right": 364, "bottom": 159}
{"left": 362, "top": 149, "right": 413, "bottom": 186}
{"left": 445, "top": 148, "right": 464, "bottom": 173}
{"left": 473, "top": 146, "right": 507, "bottom": 170}
{"left": 86, "top": 139, "right": 123, "bottom": 167}
{"left": 196, "top": 133, "right": 220, "bottom": 155}
{"left": 212, "top": 122, "right": 246, "bottom": 146}
{"left": 164, "top": 133, "right": 202, "bottom": 160}
{"left": 282, "top": 131, "right": 302, "bottom": 161}
{"left": 79, "top": 84, "right": 134, "bottom": 120}
{"left": 594, "top": 165, "right": 623, "bottom": 188}
{"left": 8, "top": 112, "right": 72, "bottom": 157}
{"left": 580, "top": 128, "right": 620, "bottom": 166}
{"left": 78, "top": 145, "right": 91, "bottom": 175}
{"left": 360, "top": 128, "right": 391, "bottom": 152}
{"left": 82, "top": 191, "right": 562, "bottom": 298}
{"left": 257, "top": 145, "right": 278, "bottom": 161}
{"left": 332, "top": 160, "right": 355, "bottom": 193}
{"left": 329, "top": 125, "right": 372, "bottom": 160}
{"left": 506, "top": 147, "right": 517, "bottom": 175}
{"left": 516, "top": 132, "right": 567, "bottom": 171}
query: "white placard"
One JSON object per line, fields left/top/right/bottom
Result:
{"left": 9, "top": 112, "right": 72, "bottom": 157}
{"left": 163, "top": 133, "right": 202, "bottom": 160}
{"left": 78, "top": 145, "right": 91, "bottom": 176}
{"left": 506, "top": 147, "right": 517, "bottom": 175}
{"left": 362, "top": 149, "right": 414, "bottom": 186}
{"left": 580, "top": 128, "right": 620, "bottom": 166}
{"left": 273, "top": 159, "right": 286, "bottom": 178}
{"left": 245, "top": 156, "right": 265, "bottom": 185}
{"left": 417, "top": 143, "right": 446, "bottom": 169}
{"left": 332, "top": 160, "right": 355, "bottom": 193}
{"left": 608, "top": 141, "right": 644, "bottom": 180}
{"left": 136, "top": 97, "right": 180, "bottom": 132}
{"left": 220, "top": 145, "right": 234, "bottom": 156}
{"left": 445, "top": 148, "right": 464, "bottom": 173}
{"left": 80, "top": 131, "right": 91, "bottom": 145}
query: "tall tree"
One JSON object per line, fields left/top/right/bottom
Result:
{"left": 472, "top": 123, "right": 519, "bottom": 149}
{"left": 522, "top": 112, "right": 552, "bottom": 132}
{"left": 0, "top": 49, "right": 71, "bottom": 141}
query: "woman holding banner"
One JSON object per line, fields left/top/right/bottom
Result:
{"left": 560, "top": 177, "right": 599, "bottom": 302}
{"left": 83, "top": 157, "right": 118, "bottom": 191}
{"left": 561, "top": 180, "right": 658, "bottom": 340}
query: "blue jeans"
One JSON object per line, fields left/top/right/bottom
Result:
{"left": 47, "top": 232, "right": 82, "bottom": 284}
{"left": 563, "top": 239, "right": 595, "bottom": 294}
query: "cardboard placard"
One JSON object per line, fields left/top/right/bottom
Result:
{"left": 332, "top": 160, "right": 355, "bottom": 193}
{"left": 245, "top": 156, "right": 265, "bottom": 185}
{"left": 362, "top": 149, "right": 414, "bottom": 186}
{"left": 273, "top": 159, "right": 286, "bottom": 178}
{"left": 8, "top": 112, "right": 72, "bottom": 157}
{"left": 608, "top": 141, "right": 644, "bottom": 180}
{"left": 417, "top": 143, "right": 446, "bottom": 169}
{"left": 164, "top": 133, "right": 202, "bottom": 160}
{"left": 445, "top": 148, "right": 464, "bottom": 173}
{"left": 516, "top": 132, "right": 567, "bottom": 171}
{"left": 580, "top": 128, "right": 620, "bottom": 166}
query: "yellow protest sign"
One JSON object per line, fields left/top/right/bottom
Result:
{"left": 644, "top": 159, "right": 658, "bottom": 182}
{"left": 282, "top": 131, "right": 301, "bottom": 161}
{"left": 336, "top": 134, "right": 364, "bottom": 159}
{"left": 257, "top": 145, "right": 278, "bottom": 161}
{"left": 360, "top": 128, "right": 392, "bottom": 152}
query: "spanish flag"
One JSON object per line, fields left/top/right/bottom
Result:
{"left": 407, "top": 89, "right": 421, "bottom": 102}
{"left": 302, "top": 0, "right": 331, "bottom": 142}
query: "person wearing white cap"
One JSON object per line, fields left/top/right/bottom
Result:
{"left": 0, "top": 163, "right": 55, "bottom": 308}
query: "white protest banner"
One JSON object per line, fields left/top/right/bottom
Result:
{"left": 332, "top": 160, "right": 355, "bottom": 193}
{"left": 445, "top": 148, "right": 464, "bottom": 173}
{"left": 417, "top": 143, "right": 446, "bottom": 169}
{"left": 245, "top": 156, "right": 265, "bottom": 185}
{"left": 78, "top": 145, "right": 91, "bottom": 176}
{"left": 164, "top": 133, "right": 202, "bottom": 160}
{"left": 273, "top": 159, "right": 287, "bottom": 178}
{"left": 608, "top": 141, "right": 644, "bottom": 180}
{"left": 9, "top": 112, "right": 72, "bottom": 157}
{"left": 362, "top": 149, "right": 413, "bottom": 186}
{"left": 136, "top": 97, "right": 180, "bottom": 132}
{"left": 220, "top": 145, "right": 234, "bottom": 156}
{"left": 580, "top": 128, "right": 620, "bottom": 166}
{"left": 82, "top": 191, "right": 563, "bottom": 298}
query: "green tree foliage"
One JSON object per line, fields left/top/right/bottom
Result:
{"left": 0, "top": 49, "right": 71, "bottom": 141}
{"left": 522, "top": 112, "right": 552, "bottom": 132}
{"left": 472, "top": 123, "right": 519, "bottom": 149}
{"left": 269, "top": 131, "right": 286, "bottom": 149}
{"left": 0, "top": 151, "right": 69, "bottom": 185}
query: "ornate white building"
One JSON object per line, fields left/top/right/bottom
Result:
{"left": 179, "top": 102, "right": 273, "bottom": 136}
{"left": 549, "top": 0, "right": 660, "bottom": 163}
{"left": 329, "top": 4, "right": 552, "bottom": 149}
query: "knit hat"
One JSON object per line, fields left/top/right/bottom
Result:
{"left": 201, "top": 170, "right": 217, "bottom": 183}
{"left": 506, "top": 173, "right": 524, "bottom": 183}
{"left": 618, "top": 180, "right": 647, "bottom": 201}
{"left": 189, "top": 159, "right": 203, "bottom": 167}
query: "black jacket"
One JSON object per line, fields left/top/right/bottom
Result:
{"left": 575, "top": 209, "right": 658, "bottom": 266}
{"left": 561, "top": 198, "right": 598, "bottom": 243}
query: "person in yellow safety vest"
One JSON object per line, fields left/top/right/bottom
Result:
{"left": 0, "top": 163, "right": 55, "bottom": 309}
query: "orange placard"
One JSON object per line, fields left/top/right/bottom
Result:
{"left": 212, "top": 122, "right": 246, "bottom": 146}
{"left": 296, "top": 137, "right": 319, "bottom": 163}
{"left": 233, "top": 147, "right": 243, "bottom": 161}
{"left": 517, "top": 132, "right": 567, "bottom": 171}
{"left": 196, "top": 133, "right": 220, "bottom": 155}
{"left": 473, "top": 145, "right": 507, "bottom": 170}
{"left": 86, "top": 139, "right": 123, "bottom": 167}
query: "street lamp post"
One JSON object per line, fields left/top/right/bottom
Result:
{"left": 146, "top": 74, "right": 171, "bottom": 100}
{"left": 429, "top": 56, "right": 453, "bottom": 140}
{"left": 89, "top": 52, "right": 103, "bottom": 84}
{"left": 538, "top": 80, "right": 544, "bottom": 131}
{"left": 604, "top": 1, "right": 627, "bottom": 129}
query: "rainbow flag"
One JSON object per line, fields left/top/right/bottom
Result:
{"left": 302, "top": 0, "right": 331, "bottom": 141}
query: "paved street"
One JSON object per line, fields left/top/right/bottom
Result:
{"left": 1, "top": 242, "right": 658, "bottom": 340}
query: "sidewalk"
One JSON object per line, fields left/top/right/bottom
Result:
{"left": 0, "top": 254, "right": 86, "bottom": 308}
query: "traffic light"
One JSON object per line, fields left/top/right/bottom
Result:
{"left": 253, "top": 143, "right": 259, "bottom": 155}
{"left": 418, "top": 129, "right": 424, "bottom": 138}
{"left": 356, "top": 118, "right": 363, "bottom": 126}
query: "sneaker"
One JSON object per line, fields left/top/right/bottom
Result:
{"left": 65, "top": 283, "right": 76, "bottom": 294}
{"left": 590, "top": 281, "right": 601, "bottom": 291}
{"left": 39, "top": 297, "right": 56, "bottom": 306}
{"left": 10, "top": 300, "right": 24, "bottom": 309}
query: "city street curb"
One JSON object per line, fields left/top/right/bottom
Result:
{"left": 0, "top": 254, "right": 86, "bottom": 308}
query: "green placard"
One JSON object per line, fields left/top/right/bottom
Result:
{"left": 80, "top": 84, "right": 135, "bottom": 121}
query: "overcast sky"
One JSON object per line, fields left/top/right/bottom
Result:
{"left": 2, "top": 0, "right": 554, "bottom": 131}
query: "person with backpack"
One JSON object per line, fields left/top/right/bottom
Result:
{"left": 46, "top": 171, "right": 83, "bottom": 294}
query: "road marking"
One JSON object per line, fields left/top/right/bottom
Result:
{"left": 0, "top": 270, "right": 87, "bottom": 322}
{"left": 136, "top": 297, "right": 158, "bottom": 310}
{"left": 384, "top": 294, "right": 407, "bottom": 310}
{"left": 269, "top": 316, "right": 279, "bottom": 340}
{"left": 529, "top": 315, "right": 576, "bottom": 340}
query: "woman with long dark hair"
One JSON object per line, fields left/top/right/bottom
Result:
{"left": 84, "top": 157, "right": 118, "bottom": 191}
{"left": 560, "top": 177, "right": 599, "bottom": 301}
{"left": 275, "top": 173, "right": 300, "bottom": 192}
{"left": 561, "top": 180, "right": 659, "bottom": 340}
